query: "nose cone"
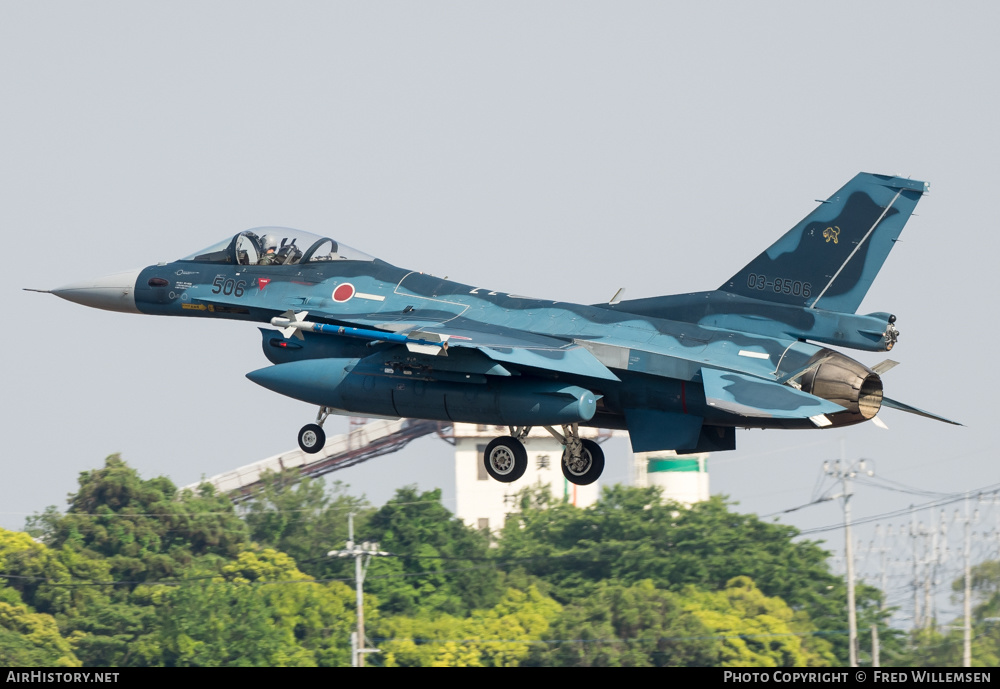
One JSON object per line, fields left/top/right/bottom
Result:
{"left": 50, "top": 269, "right": 141, "bottom": 314}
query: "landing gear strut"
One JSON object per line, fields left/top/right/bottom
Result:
{"left": 546, "top": 424, "right": 605, "bottom": 486}
{"left": 479, "top": 424, "right": 606, "bottom": 485}
{"left": 562, "top": 438, "right": 604, "bottom": 485}
{"left": 298, "top": 407, "right": 331, "bottom": 454}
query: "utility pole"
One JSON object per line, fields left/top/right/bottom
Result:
{"left": 956, "top": 494, "right": 978, "bottom": 667}
{"left": 868, "top": 523, "right": 893, "bottom": 668}
{"left": 871, "top": 624, "right": 880, "bottom": 668}
{"left": 328, "top": 513, "right": 389, "bottom": 667}
{"left": 911, "top": 505, "right": 922, "bottom": 629}
{"left": 825, "top": 447, "right": 873, "bottom": 668}
{"left": 964, "top": 496, "right": 972, "bottom": 667}
{"left": 924, "top": 509, "right": 947, "bottom": 626}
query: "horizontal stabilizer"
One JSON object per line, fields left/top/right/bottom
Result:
{"left": 881, "top": 396, "right": 962, "bottom": 426}
{"left": 702, "top": 368, "right": 845, "bottom": 419}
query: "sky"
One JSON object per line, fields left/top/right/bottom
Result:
{"left": 3, "top": 2, "right": 998, "bottom": 626}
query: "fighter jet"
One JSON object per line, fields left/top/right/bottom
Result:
{"left": 35, "top": 172, "right": 957, "bottom": 486}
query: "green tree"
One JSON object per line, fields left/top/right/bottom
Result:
{"left": 241, "top": 472, "right": 372, "bottom": 579}
{"left": 3, "top": 523, "right": 161, "bottom": 667}
{"left": 151, "top": 546, "right": 361, "bottom": 667}
{"left": 19, "top": 455, "right": 251, "bottom": 666}
{"left": 31, "top": 455, "right": 248, "bottom": 583}
{"left": 376, "top": 586, "right": 560, "bottom": 667}
{"left": 893, "top": 559, "right": 1000, "bottom": 667}
{"left": 497, "top": 486, "right": 854, "bottom": 662}
{"left": 359, "top": 486, "right": 502, "bottom": 616}
{"left": 154, "top": 580, "right": 299, "bottom": 667}
{"left": 0, "top": 599, "right": 80, "bottom": 667}
{"left": 684, "top": 576, "right": 835, "bottom": 667}
{"left": 960, "top": 559, "right": 1000, "bottom": 621}
{"left": 896, "top": 625, "right": 1000, "bottom": 668}
{"left": 525, "top": 579, "right": 718, "bottom": 667}
{"left": 0, "top": 528, "right": 106, "bottom": 620}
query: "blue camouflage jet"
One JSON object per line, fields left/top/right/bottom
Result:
{"left": 36, "top": 172, "right": 958, "bottom": 485}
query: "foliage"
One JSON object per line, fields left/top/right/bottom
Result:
{"left": 14, "top": 455, "right": 252, "bottom": 666}
{"left": 684, "top": 576, "right": 835, "bottom": 667}
{"left": 359, "top": 486, "right": 502, "bottom": 616}
{"left": 375, "top": 586, "right": 560, "bottom": 667}
{"left": 497, "top": 485, "right": 860, "bottom": 662}
{"left": 30, "top": 454, "right": 248, "bottom": 584}
{"left": 890, "top": 558, "right": 1000, "bottom": 667}
{"left": 241, "top": 472, "right": 371, "bottom": 579}
{"left": 956, "top": 559, "right": 1000, "bottom": 621}
{"left": 894, "top": 625, "right": 999, "bottom": 668}
{"left": 153, "top": 548, "right": 359, "bottom": 667}
{"left": 525, "top": 579, "right": 718, "bottom": 667}
{"left": 0, "top": 600, "right": 80, "bottom": 667}
{"left": 4, "top": 454, "right": 950, "bottom": 667}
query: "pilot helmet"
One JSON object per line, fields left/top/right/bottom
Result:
{"left": 262, "top": 234, "right": 279, "bottom": 252}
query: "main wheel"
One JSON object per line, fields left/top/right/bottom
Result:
{"left": 298, "top": 424, "right": 326, "bottom": 454}
{"left": 483, "top": 437, "right": 528, "bottom": 483}
{"left": 561, "top": 438, "right": 605, "bottom": 485}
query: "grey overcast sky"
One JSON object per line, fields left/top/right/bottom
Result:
{"left": 2, "top": 2, "right": 996, "bottom": 617}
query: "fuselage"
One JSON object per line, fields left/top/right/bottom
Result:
{"left": 40, "top": 172, "right": 957, "bottom": 464}
{"left": 128, "top": 249, "right": 877, "bottom": 435}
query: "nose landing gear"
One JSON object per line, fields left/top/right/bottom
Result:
{"left": 298, "top": 407, "right": 331, "bottom": 454}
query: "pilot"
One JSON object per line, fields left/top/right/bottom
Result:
{"left": 258, "top": 234, "right": 282, "bottom": 265}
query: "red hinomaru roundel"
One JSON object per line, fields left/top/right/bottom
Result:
{"left": 332, "top": 283, "right": 355, "bottom": 302}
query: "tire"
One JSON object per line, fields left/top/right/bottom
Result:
{"left": 483, "top": 436, "right": 528, "bottom": 483}
{"left": 298, "top": 424, "right": 326, "bottom": 454}
{"left": 561, "top": 438, "right": 605, "bottom": 485}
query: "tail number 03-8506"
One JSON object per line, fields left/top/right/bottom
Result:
{"left": 212, "top": 276, "right": 247, "bottom": 297}
{"left": 746, "top": 274, "right": 812, "bottom": 298}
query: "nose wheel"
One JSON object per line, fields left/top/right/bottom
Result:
{"left": 298, "top": 407, "right": 331, "bottom": 454}
{"left": 298, "top": 424, "right": 326, "bottom": 453}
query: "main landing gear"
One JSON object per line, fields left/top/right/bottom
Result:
{"left": 298, "top": 407, "right": 331, "bottom": 454}
{"left": 481, "top": 424, "right": 605, "bottom": 486}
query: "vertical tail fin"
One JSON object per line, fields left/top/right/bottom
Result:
{"left": 719, "top": 173, "right": 928, "bottom": 313}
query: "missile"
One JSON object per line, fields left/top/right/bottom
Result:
{"left": 270, "top": 310, "right": 449, "bottom": 355}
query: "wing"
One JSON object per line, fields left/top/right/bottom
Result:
{"left": 399, "top": 321, "right": 622, "bottom": 383}
{"left": 192, "top": 284, "right": 621, "bottom": 384}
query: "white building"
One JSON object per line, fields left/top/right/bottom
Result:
{"left": 632, "top": 450, "right": 710, "bottom": 506}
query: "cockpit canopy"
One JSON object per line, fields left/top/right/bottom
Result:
{"left": 180, "top": 228, "right": 375, "bottom": 266}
